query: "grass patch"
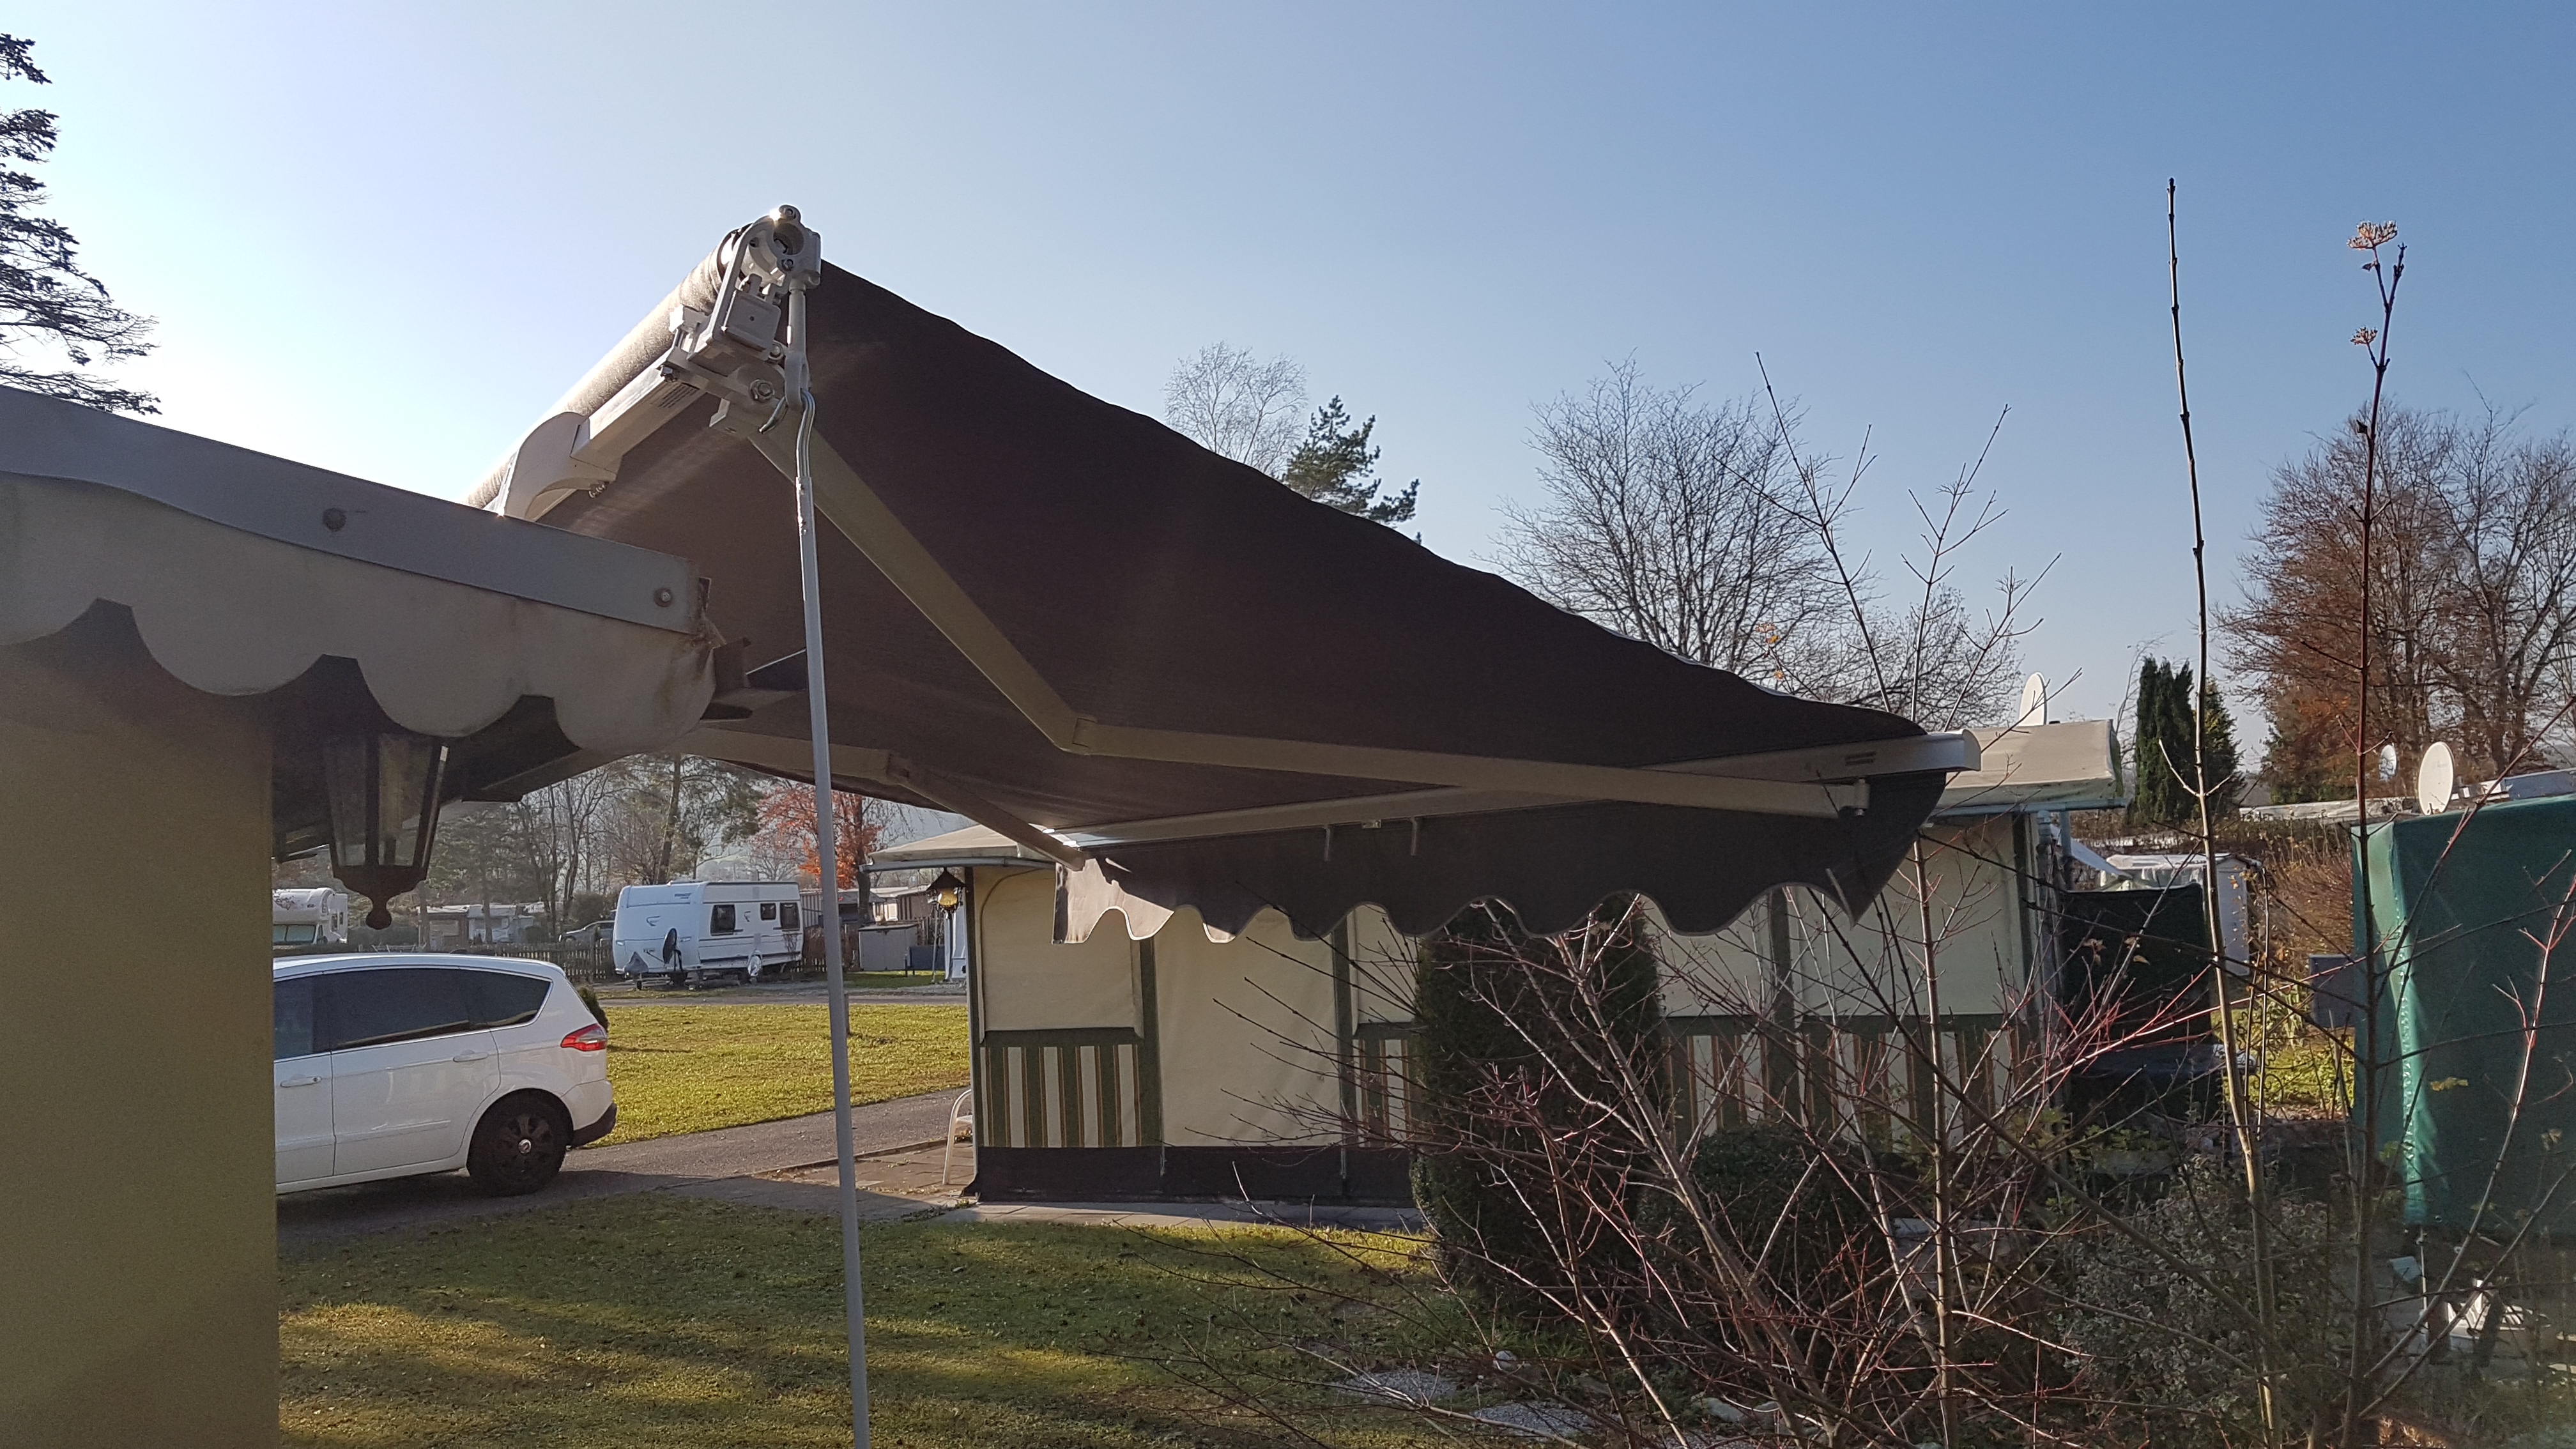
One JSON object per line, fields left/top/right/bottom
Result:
{"left": 280, "top": 1195, "right": 1462, "bottom": 1448}
{"left": 616, "top": 972, "right": 951, "bottom": 994}
{"left": 599, "top": 1004, "right": 968, "bottom": 1142}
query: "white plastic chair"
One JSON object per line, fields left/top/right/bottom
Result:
{"left": 939, "top": 1088, "right": 975, "bottom": 1187}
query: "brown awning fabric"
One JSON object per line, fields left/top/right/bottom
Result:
{"left": 510, "top": 260, "right": 1954, "bottom": 939}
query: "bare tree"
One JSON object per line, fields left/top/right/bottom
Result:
{"left": 1497, "top": 360, "right": 2037, "bottom": 730}
{"left": 1163, "top": 342, "right": 1308, "bottom": 477}
{"left": 1495, "top": 360, "right": 1846, "bottom": 686}
{"left": 504, "top": 770, "right": 622, "bottom": 934}
{"left": 2228, "top": 404, "right": 2576, "bottom": 785}
{"left": 596, "top": 751, "right": 761, "bottom": 885}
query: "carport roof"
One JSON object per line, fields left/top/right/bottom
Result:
{"left": 0, "top": 389, "right": 719, "bottom": 853}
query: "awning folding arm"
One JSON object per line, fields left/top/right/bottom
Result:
{"left": 676, "top": 722, "right": 1086, "bottom": 869}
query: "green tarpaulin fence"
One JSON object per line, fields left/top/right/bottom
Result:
{"left": 2358, "top": 795, "right": 2576, "bottom": 1236}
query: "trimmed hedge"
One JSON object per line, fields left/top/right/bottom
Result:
{"left": 1406, "top": 898, "right": 1666, "bottom": 1311}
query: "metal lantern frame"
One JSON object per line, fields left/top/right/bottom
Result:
{"left": 321, "top": 729, "right": 449, "bottom": 930}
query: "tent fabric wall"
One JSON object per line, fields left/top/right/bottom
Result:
{"left": 2359, "top": 795, "right": 2576, "bottom": 1236}
{"left": 1152, "top": 909, "right": 1342, "bottom": 1146}
{"left": 1653, "top": 818, "right": 2034, "bottom": 1022}
{"left": 976, "top": 868, "right": 1138, "bottom": 1032}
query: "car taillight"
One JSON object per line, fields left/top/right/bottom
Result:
{"left": 561, "top": 1023, "right": 608, "bottom": 1053}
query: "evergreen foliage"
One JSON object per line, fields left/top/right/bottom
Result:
{"left": 1649, "top": 1122, "right": 1884, "bottom": 1308}
{"left": 2131, "top": 657, "right": 2241, "bottom": 827}
{"left": 0, "top": 35, "right": 155, "bottom": 413}
{"left": 1406, "top": 898, "right": 1663, "bottom": 1312}
{"left": 1280, "top": 396, "right": 1420, "bottom": 525}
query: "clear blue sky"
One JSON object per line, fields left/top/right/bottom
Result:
{"left": 25, "top": 4, "right": 2576, "bottom": 728}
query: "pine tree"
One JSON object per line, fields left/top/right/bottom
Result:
{"left": 1, "top": 34, "right": 155, "bottom": 413}
{"left": 1280, "top": 396, "right": 1420, "bottom": 525}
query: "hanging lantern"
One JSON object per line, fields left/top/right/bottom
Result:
{"left": 322, "top": 730, "right": 449, "bottom": 930}
{"left": 928, "top": 869, "right": 965, "bottom": 911}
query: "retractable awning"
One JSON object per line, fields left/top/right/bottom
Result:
{"left": 475, "top": 226, "right": 1969, "bottom": 939}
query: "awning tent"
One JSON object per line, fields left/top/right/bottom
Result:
{"left": 476, "top": 245, "right": 1968, "bottom": 940}
{"left": 875, "top": 720, "right": 2129, "bottom": 1204}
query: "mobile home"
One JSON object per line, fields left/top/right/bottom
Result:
{"left": 270, "top": 889, "right": 350, "bottom": 950}
{"left": 613, "top": 880, "right": 804, "bottom": 986}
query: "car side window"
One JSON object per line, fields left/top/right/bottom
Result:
{"left": 322, "top": 969, "right": 473, "bottom": 1051}
{"left": 779, "top": 902, "right": 799, "bottom": 930}
{"left": 463, "top": 971, "right": 551, "bottom": 1028}
{"left": 710, "top": 903, "right": 737, "bottom": 934}
{"left": 274, "top": 977, "right": 318, "bottom": 1060}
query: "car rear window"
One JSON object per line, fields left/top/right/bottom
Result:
{"left": 464, "top": 970, "right": 551, "bottom": 1028}
{"left": 273, "top": 977, "right": 318, "bottom": 1060}
{"left": 322, "top": 968, "right": 473, "bottom": 1051}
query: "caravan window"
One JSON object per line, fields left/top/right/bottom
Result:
{"left": 759, "top": 901, "right": 778, "bottom": 921}
{"left": 709, "top": 903, "right": 738, "bottom": 934}
{"left": 273, "top": 924, "right": 318, "bottom": 946}
{"left": 779, "top": 903, "right": 799, "bottom": 930}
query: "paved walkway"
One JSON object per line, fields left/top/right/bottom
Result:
{"left": 279, "top": 1087, "right": 1419, "bottom": 1245}
{"left": 276, "top": 1088, "right": 965, "bottom": 1246}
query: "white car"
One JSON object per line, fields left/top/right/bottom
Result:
{"left": 272, "top": 954, "right": 617, "bottom": 1196}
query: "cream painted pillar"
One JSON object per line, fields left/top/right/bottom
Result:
{"left": 0, "top": 609, "right": 277, "bottom": 1448}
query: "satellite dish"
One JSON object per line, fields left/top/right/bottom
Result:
{"left": 2416, "top": 741, "right": 2455, "bottom": 815}
{"left": 2379, "top": 743, "right": 2400, "bottom": 782}
{"left": 2016, "top": 673, "right": 2047, "bottom": 728}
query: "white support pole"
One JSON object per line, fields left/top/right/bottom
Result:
{"left": 785, "top": 282, "right": 871, "bottom": 1448}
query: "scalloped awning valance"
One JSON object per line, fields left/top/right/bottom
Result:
{"left": 0, "top": 389, "right": 720, "bottom": 848}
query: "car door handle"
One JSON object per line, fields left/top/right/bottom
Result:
{"left": 279, "top": 1076, "right": 321, "bottom": 1088}
{"left": 451, "top": 1050, "right": 490, "bottom": 1063}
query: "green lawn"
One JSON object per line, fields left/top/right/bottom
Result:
{"left": 598, "top": 1004, "right": 969, "bottom": 1142}
{"left": 615, "top": 972, "right": 951, "bottom": 993}
{"left": 279, "top": 1195, "right": 1465, "bottom": 1448}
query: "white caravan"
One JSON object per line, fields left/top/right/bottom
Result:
{"left": 613, "top": 880, "right": 804, "bottom": 986}
{"left": 273, "top": 889, "right": 351, "bottom": 950}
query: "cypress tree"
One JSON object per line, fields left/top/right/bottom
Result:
{"left": 2131, "top": 657, "right": 2241, "bottom": 827}
{"left": 1407, "top": 897, "right": 1664, "bottom": 1314}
